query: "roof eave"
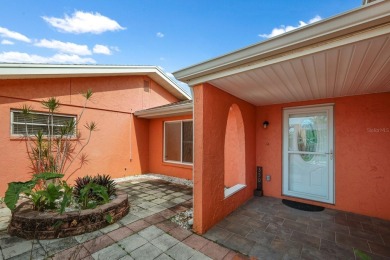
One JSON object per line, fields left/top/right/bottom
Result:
{"left": 173, "top": 0, "right": 390, "bottom": 85}
{"left": 134, "top": 102, "right": 193, "bottom": 119}
{"left": 0, "top": 64, "right": 191, "bottom": 100}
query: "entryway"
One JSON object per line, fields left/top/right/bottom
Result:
{"left": 282, "top": 105, "right": 334, "bottom": 204}
{"left": 203, "top": 196, "right": 390, "bottom": 259}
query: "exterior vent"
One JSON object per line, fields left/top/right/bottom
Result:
{"left": 143, "top": 80, "right": 150, "bottom": 92}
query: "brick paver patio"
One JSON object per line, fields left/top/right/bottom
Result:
{"left": 2, "top": 177, "right": 389, "bottom": 259}
{"left": 204, "top": 196, "right": 390, "bottom": 259}
{"left": 0, "top": 177, "right": 243, "bottom": 260}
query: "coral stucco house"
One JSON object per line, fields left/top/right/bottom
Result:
{"left": 174, "top": 0, "right": 390, "bottom": 234}
{"left": 0, "top": 64, "right": 193, "bottom": 195}
{"left": 1, "top": 0, "right": 389, "bottom": 238}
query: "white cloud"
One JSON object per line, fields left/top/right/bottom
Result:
{"left": 156, "top": 32, "right": 164, "bottom": 38}
{"left": 34, "top": 39, "right": 92, "bottom": 55}
{"left": 42, "top": 11, "right": 126, "bottom": 34}
{"left": 51, "top": 53, "right": 96, "bottom": 63}
{"left": 0, "top": 51, "right": 96, "bottom": 64}
{"left": 259, "top": 15, "right": 322, "bottom": 38}
{"left": 1, "top": 39, "right": 14, "bottom": 45}
{"left": 93, "top": 44, "right": 111, "bottom": 55}
{"left": 308, "top": 16, "right": 322, "bottom": 24}
{"left": 0, "top": 27, "right": 31, "bottom": 42}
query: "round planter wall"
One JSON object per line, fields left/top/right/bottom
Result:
{"left": 8, "top": 192, "right": 129, "bottom": 240}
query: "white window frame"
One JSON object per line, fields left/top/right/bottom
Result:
{"left": 163, "top": 119, "right": 193, "bottom": 165}
{"left": 10, "top": 109, "right": 77, "bottom": 137}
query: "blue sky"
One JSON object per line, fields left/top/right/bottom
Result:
{"left": 1, "top": 1, "right": 361, "bottom": 78}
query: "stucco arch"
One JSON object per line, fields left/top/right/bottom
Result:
{"left": 224, "top": 104, "right": 246, "bottom": 194}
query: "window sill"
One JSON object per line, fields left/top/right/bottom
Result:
{"left": 224, "top": 184, "right": 246, "bottom": 199}
{"left": 162, "top": 161, "right": 193, "bottom": 169}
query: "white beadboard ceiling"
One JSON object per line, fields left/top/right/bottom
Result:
{"left": 208, "top": 34, "right": 390, "bottom": 106}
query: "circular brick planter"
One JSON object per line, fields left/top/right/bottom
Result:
{"left": 8, "top": 192, "right": 129, "bottom": 240}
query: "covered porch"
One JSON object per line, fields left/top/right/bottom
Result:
{"left": 174, "top": 0, "right": 390, "bottom": 238}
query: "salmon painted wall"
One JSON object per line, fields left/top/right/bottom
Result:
{"left": 0, "top": 76, "right": 180, "bottom": 195}
{"left": 148, "top": 115, "right": 193, "bottom": 180}
{"left": 257, "top": 92, "right": 390, "bottom": 220}
{"left": 224, "top": 104, "right": 246, "bottom": 188}
{"left": 193, "top": 83, "right": 256, "bottom": 234}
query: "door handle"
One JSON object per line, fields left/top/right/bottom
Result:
{"left": 325, "top": 150, "right": 333, "bottom": 160}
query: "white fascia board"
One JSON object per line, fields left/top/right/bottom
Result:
{"left": 173, "top": 0, "right": 390, "bottom": 84}
{"left": 152, "top": 67, "right": 191, "bottom": 100}
{"left": 0, "top": 64, "right": 191, "bottom": 100}
{"left": 182, "top": 22, "right": 390, "bottom": 86}
{"left": 134, "top": 102, "right": 193, "bottom": 119}
{"left": 0, "top": 64, "right": 157, "bottom": 77}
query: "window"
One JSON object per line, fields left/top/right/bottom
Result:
{"left": 164, "top": 120, "right": 193, "bottom": 164}
{"left": 11, "top": 110, "right": 76, "bottom": 136}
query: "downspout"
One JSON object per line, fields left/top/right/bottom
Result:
{"left": 129, "top": 112, "right": 133, "bottom": 161}
{"left": 190, "top": 87, "right": 195, "bottom": 227}
{"left": 190, "top": 88, "right": 195, "bottom": 183}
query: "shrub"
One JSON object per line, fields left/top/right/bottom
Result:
{"left": 79, "top": 182, "right": 109, "bottom": 209}
{"left": 73, "top": 174, "right": 116, "bottom": 209}
{"left": 3, "top": 90, "right": 114, "bottom": 214}
{"left": 93, "top": 174, "right": 116, "bottom": 197}
{"left": 20, "top": 90, "right": 97, "bottom": 180}
{"left": 4, "top": 172, "right": 73, "bottom": 213}
{"left": 73, "top": 175, "right": 93, "bottom": 198}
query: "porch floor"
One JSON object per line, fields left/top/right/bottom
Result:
{"left": 204, "top": 196, "right": 390, "bottom": 259}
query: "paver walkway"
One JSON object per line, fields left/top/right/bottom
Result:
{"left": 204, "top": 196, "right": 390, "bottom": 259}
{"left": 3, "top": 177, "right": 389, "bottom": 259}
{"left": 0, "top": 177, "right": 243, "bottom": 260}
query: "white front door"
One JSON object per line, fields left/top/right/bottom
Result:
{"left": 282, "top": 105, "right": 334, "bottom": 204}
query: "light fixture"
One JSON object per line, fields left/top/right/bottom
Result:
{"left": 263, "top": 121, "right": 269, "bottom": 129}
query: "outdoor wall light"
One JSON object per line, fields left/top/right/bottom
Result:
{"left": 263, "top": 121, "right": 269, "bottom": 129}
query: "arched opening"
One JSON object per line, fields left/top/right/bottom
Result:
{"left": 224, "top": 104, "right": 246, "bottom": 198}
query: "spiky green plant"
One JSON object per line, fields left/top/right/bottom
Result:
{"left": 94, "top": 174, "right": 116, "bottom": 197}
{"left": 79, "top": 182, "right": 109, "bottom": 209}
{"left": 73, "top": 174, "right": 116, "bottom": 200}
{"left": 20, "top": 89, "right": 97, "bottom": 181}
{"left": 73, "top": 176, "right": 93, "bottom": 200}
{"left": 5, "top": 89, "right": 102, "bottom": 213}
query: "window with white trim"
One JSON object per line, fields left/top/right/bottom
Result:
{"left": 11, "top": 110, "right": 76, "bottom": 136}
{"left": 164, "top": 120, "right": 193, "bottom": 164}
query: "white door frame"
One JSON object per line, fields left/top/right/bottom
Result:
{"left": 282, "top": 105, "right": 335, "bottom": 204}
